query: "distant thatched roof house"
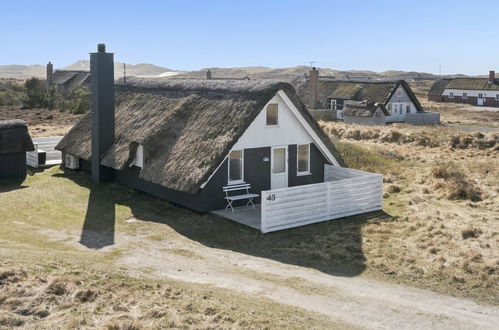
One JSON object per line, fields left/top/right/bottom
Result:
{"left": 46, "top": 62, "right": 90, "bottom": 91}
{"left": 342, "top": 101, "right": 389, "bottom": 126}
{"left": 428, "top": 71, "right": 499, "bottom": 107}
{"left": 297, "top": 68, "right": 424, "bottom": 124}
{"left": 0, "top": 120, "right": 34, "bottom": 181}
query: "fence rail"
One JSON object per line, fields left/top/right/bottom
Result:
{"left": 406, "top": 112, "right": 440, "bottom": 125}
{"left": 260, "top": 165, "right": 383, "bottom": 233}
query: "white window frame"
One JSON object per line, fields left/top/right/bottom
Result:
{"left": 330, "top": 99, "right": 337, "bottom": 110}
{"left": 265, "top": 103, "right": 279, "bottom": 127}
{"left": 449, "top": 92, "right": 454, "bottom": 99}
{"left": 296, "top": 144, "right": 311, "bottom": 175}
{"left": 463, "top": 92, "right": 468, "bottom": 99}
{"left": 227, "top": 149, "right": 244, "bottom": 185}
{"left": 133, "top": 144, "right": 144, "bottom": 169}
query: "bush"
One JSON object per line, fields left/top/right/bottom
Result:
{"left": 431, "top": 163, "right": 483, "bottom": 201}
{"left": 461, "top": 227, "right": 482, "bottom": 239}
{"left": 23, "top": 77, "right": 49, "bottom": 108}
{"left": 0, "top": 80, "right": 25, "bottom": 106}
{"left": 55, "top": 86, "right": 90, "bottom": 114}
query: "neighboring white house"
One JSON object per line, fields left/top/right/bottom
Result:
{"left": 429, "top": 71, "right": 499, "bottom": 107}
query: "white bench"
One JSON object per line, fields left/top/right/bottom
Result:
{"left": 223, "top": 183, "right": 259, "bottom": 212}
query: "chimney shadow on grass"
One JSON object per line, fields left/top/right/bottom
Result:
{"left": 79, "top": 185, "right": 115, "bottom": 249}
{"left": 55, "top": 168, "right": 395, "bottom": 276}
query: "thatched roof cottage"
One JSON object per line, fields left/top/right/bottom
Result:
{"left": 342, "top": 101, "right": 389, "bottom": 126}
{"left": 57, "top": 45, "right": 385, "bottom": 233}
{"left": 0, "top": 120, "right": 34, "bottom": 181}
{"left": 428, "top": 71, "right": 499, "bottom": 107}
{"left": 297, "top": 68, "right": 425, "bottom": 124}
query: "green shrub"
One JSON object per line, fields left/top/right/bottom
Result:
{"left": 23, "top": 77, "right": 49, "bottom": 108}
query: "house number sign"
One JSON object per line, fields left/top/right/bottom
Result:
{"left": 266, "top": 194, "right": 276, "bottom": 202}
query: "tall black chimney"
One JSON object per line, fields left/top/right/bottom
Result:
{"left": 90, "top": 43, "right": 115, "bottom": 183}
{"left": 46, "top": 62, "right": 53, "bottom": 85}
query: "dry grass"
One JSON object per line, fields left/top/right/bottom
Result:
{"left": 0, "top": 262, "right": 335, "bottom": 329}
{"left": 0, "top": 106, "right": 82, "bottom": 137}
{"left": 321, "top": 121, "right": 498, "bottom": 150}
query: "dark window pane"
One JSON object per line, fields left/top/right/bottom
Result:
{"left": 266, "top": 104, "right": 278, "bottom": 125}
{"left": 297, "top": 144, "right": 309, "bottom": 173}
{"left": 229, "top": 150, "right": 243, "bottom": 182}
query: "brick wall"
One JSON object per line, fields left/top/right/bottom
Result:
{"left": 440, "top": 95, "right": 499, "bottom": 107}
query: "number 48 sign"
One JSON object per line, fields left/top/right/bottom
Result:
{"left": 266, "top": 194, "right": 276, "bottom": 202}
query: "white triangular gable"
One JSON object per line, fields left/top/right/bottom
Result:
{"left": 200, "top": 90, "right": 340, "bottom": 188}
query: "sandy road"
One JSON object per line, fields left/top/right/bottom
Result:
{"left": 118, "top": 235, "right": 499, "bottom": 330}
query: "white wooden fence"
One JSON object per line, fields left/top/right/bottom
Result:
{"left": 406, "top": 112, "right": 440, "bottom": 125}
{"left": 260, "top": 165, "right": 383, "bottom": 233}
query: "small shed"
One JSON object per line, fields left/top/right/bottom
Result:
{"left": 342, "top": 101, "right": 388, "bottom": 126}
{"left": 0, "top": 120, "right": 35, "bottom": 181}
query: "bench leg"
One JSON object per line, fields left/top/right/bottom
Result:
{"left": 226, "top": 200, "right": 234, "bottom": 212}
{"left": 246, "top": 197, "right": 255, "bottom": 209}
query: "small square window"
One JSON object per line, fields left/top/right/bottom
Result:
{"left": 449, "top": 92, "right": 454, "bottom": 99}
{"left": 297, "top": 144, "right": 310, "bottom": 174}
{"left": 478, "top": 93, "right": 483, "bottom": 99}
{"left": 266, "top": 104, "right": 278, "bottom": 126}
{"left": 397, "top": 89, "right": 402, "bottom": 96}
{"left": 463, "top": 93, "right": 468, "bottom": 99}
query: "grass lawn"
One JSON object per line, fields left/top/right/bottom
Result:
{"left": 0, "top": 129, "right": 497, "bottom": 327}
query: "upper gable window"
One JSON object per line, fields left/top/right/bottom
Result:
{"left": 266, "top": 103, "right": 278, "bottom": 126}
{"left": 397, "top": 88, "right": 402, "bottom": 96}
{"left": 133, "top": 144, "right": 144, "bottom": 169}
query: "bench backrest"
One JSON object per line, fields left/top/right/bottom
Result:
{"left": 223, "top": 183, "right": 251, "bottom": 193}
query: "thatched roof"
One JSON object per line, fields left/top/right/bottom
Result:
{"left": 57, "top": 78, "right": 343, "bottom": 194}
{"left": 296, "top": 80, "right": 423, "bottom": 112}
{"left": 52, "top": 70, "right": 90, "bottom": 90}
{"left": 428, "top": 79, "right": 450, "bottom": 96}
{"left": 445, "top": 78, "right": 499, "bottom": 91}
{"left": 0, "top": 120, "right": 34, "bottom": 154}
{"left": 342, "top": 101, "right": 389, "bottom": 117}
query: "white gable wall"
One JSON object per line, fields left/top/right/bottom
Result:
{"left": 386, "top": 84, "right": 417, "bottom": 122}
{"left": 232, "top": 93, "right": 314, "bottom": 150}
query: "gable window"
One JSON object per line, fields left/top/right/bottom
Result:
{"left": 406, "top": 104, "right": 410, "bottom": 113}
{"left": 449, "top": 92, "right": 454, "bottom": 99}
{"left": 133, "top": 144, "right": 144, "bottom": 169}
{"left": 266, "top": 103, "right": 278, "bottom": 126}
{"left": 397, "top": 89, "right": 402, "bottom": 96}
{"left": 297, "top": 144, "right": 310, "bottom": 174}
{"left": 228, "top": 150, "right": 244, "bottom": 184}
{"left": 463, "top": 93, "right": 468, "bottom": 99}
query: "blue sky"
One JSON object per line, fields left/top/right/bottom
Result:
{"left": 2, "top": 0, "right": 498, "bottom": 75}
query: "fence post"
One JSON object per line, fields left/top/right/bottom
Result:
{"left": 260, "top": 191, "right": 266, "bottom": 233}
{"left": 378, "top": 174, "right": 384, "bottom": 209}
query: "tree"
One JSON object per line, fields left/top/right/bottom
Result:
{"left": 23, "top": 78, "right": 48, "bottom": 108}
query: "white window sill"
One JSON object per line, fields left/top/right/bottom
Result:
{"left": 265, "top": 125, "right": 279, "bottom": 128}
{"left": 228, "top": 180, "right": 245, "bottom": 185}
{"left": 297, "top": 172, "right": 311, "bottom": 177}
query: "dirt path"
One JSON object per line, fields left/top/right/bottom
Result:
{"left": 118, "top": 233, "right": 499, "bottom": 330}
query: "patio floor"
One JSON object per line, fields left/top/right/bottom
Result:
{"left": 212, "top": 205, "right": 262, "bottom": 230}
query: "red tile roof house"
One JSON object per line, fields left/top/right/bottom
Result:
{"left": 428, "top": 71, "right": 499, "bottom": 107}
{"left": 56, "top": 44, "right": 384, "bottom": 233}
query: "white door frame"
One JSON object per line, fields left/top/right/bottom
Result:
{"left": 477, "top": 94, "right": 484, "bottom": 106}
{"left": 270, "top": 146, "right": 288, "bottom": 189}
